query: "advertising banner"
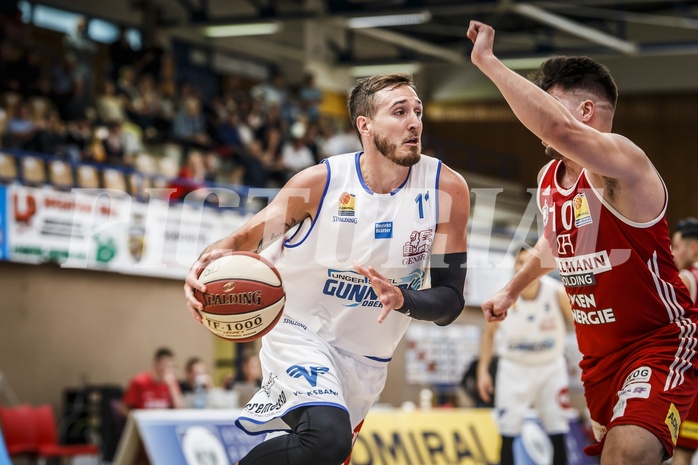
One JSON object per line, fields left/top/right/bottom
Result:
{"left": 3, "top": 186, "right": 251, "bottom": 280}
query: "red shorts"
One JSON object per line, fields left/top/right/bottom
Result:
{"left": 581, "top": 336, "right": 698, "bottom": 458}
{"left": 677, "top": 398, "right": 698, "bottom": 450}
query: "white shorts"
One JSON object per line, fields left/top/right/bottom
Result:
{"left": 495, "top": 356, "right": 570, "bottom": 436}
{"left": 235, "top": 316, "right": 388, "bottom": 435}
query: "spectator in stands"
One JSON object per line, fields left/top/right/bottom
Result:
{"left": 63, "top": 116, "right": 93, "bottom": 163}
{"left": 96, "top": 81, "right": 126, "bottom": 125}
{"left": 179, "top": 357, "right": 213, "bottom": 395}
{"left": 299, "top": 72, "right": 322, "bottom": 123}
{"left": 281, "top": 121, "right": 315, "bottom": 176}
{"left": 217, "top": 110, "right": 245, "bottom": 157}
{"left": 235, "top": 139, "right": 270, "bottom": 188}
{"left": 26, "top": 109, "right": 65, "bottom": 155}
{"left": 173, "top": 97, "right": 210, "bottom": 151}
{"left": 5, "top": 101, "right": 36, "bottom": 149}
{"left": 224, "top": 351, "right": 263, "bottom": 390}
{"left": 169, "top": 150, "right": 209, "bottom": 200}
{"left": 121, "top": 347, "right": 184, "bottom": 412}
{"left": 116, "top": 66, "right": 139, "bottom": 103}
{"left": 320, "top": 118, "right": 362, "bottom": 158}
{"left": 251, "top": 71, "right": 288, "bottom": 115}
{"left": 62, "top": 78, "right": 91, "bottom": 123}
{"left": 101, "top": 122, "right": 127, "bottom": 165}
{"left": 130, "top": 74, "right": 161, "bottom": 140}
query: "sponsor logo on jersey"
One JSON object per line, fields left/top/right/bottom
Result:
{"left": 245, "top": 391, "right": 286, "bottom": 415}
{"left": 569, "top": 294, "right": 596, "bottom": 309}
{"left": 542, "top": 201, "right": 549, "bottom": 227}
{"left": 542, "top": 186, "right": 551, "bottom": 197}
{"left": 573, "top": 193, "right": 593, "bottom": 227}
{"left": 403, "top": 229, "right": 433, "bottom": 265}
{"left": 666, "top": 403, "right": 681, "bottom": 445}
{"left": 261, "top": 373, "right": 277, "bottom": 397}
{"left": 611, "top": 397, "right": 627, "bottom": 421}
{"left": 571, "top": 308, "right": 616, "bottom": 325}
{"left": 374, "top": 221, "right": 393, "bottom": 239}
{"left": 286, "top": 365, "right": 329, "bottom": 387}
{"left": 623, "top": 367, "right": 652, "bottom": 387}
{"left": 506, "top": 339, "right": 555, "bottom": 352}
{"left": 618, "top": 382, "right": 651, "bottom": 400}
{"left": 557, "top": 234, "right": 574, "bottom": 255}
{"left": 338, "top": 192, "right": 355, "bottom": 216}
{"left": 292, "top": 388, "right": 339, "bottom": 397}
{"left": 282, "top": 317, "right": 307, "bottom": 331}
{"left": 323, "top": 269, "right": 425, "bottom": 308}
{"left": 556, "top": 251, "right": 611, "bottom": 287}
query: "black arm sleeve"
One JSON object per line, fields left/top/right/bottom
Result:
{"left": 396, "top": 252, "right": 467, "bottom": 326}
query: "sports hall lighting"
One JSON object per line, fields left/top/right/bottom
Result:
{"left": 203, "top": 22, "right": 281, "bottom": 38}
{"left": 347, "top": 12, "right": 431, "bottom": 29}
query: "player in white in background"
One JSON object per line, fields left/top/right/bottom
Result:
{"left": 671, "top": 217, "right": 698, "bottom": 465}
{"left": 478, "top": 247, "right": 573, "bottom": 465}
{"left": 183, "top": 73, "right": 470, "bottom": 465}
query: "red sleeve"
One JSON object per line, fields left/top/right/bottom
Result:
{"left": 123, "top": 375, "right": 143, "bottom": 409}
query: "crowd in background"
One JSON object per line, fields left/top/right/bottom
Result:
{"left": 0, "top": 6, "right": 363, "bottom": 199}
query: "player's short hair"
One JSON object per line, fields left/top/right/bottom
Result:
{"left": 530, "top": 56, "right": 618, "bottom": 109}
{"left": 675, "top": 217, "right": 698, "bottom": 240}
{"left": 348, "top": 73, "right": 417, "bottom": 132}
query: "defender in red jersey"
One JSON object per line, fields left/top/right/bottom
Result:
{"left": 468, "top": 21, "right": 698, "bottom": 465}
{"left": 671, "top": 217, "right": 698, "bottom": 465}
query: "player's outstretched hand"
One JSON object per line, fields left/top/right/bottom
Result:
{"left": 354, "top": 262, "right": 405, "bottom": 324}
{"left": 466, "top": 20, "right": 496, "bottom": 68}
{"left": 481, "top": 289, "right": 513, "bottom": 322}
{"left": 183, "top": 249, "right": 230, "bottom": 323}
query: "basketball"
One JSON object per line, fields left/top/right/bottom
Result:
{"left": 195, "top": 252, "right": 285, "bottom": 342}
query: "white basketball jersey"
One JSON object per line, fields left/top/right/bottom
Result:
{"left": 496, "top": 276, "right": 567, "bottom": 365}
{"left": 265, "top": 152, "right": 442, "bottom": 361}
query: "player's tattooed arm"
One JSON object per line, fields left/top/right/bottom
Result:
{"left": 255, "top": 217, "right": 300, "bottom": 252}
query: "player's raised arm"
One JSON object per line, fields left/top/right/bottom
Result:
{"left": 466, "top": 21, "right": 646, "bottom": 182}
{"left": 183, "top": 163, "right": 327, "bottom": 320}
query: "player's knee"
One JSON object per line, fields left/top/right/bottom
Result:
{"left": 309, "top": 432, "right": 353, "bottom": 465}
{"left": 292, "top": 407, "right": 353, "bottom": 464}
{"left": 305, "top": 414, "right": 352, "bottom": 464}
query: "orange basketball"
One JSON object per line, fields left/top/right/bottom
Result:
{"left": 339, "top": 192, "right": 351, "bottom": 204}
{"left": 195, "top": 252, "right": 285, "bottom": 342}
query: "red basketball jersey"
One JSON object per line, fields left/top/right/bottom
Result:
{"left": 538, "top": 160, "right": 698, "bottom": 386}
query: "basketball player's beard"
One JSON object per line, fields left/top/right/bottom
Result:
{"left": 545, "top": 145, "right": 564, "bottom": 160}
{"left": 374, "top": 134, "right": 421, "bottom": 167}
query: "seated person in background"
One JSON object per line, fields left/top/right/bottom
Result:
{"left": 224, "top": 351, "right": 263, "bottom": 390}
{"left": 179, "top": 356, "right": 213, "bottom": 395}
{"left": 121, "top": 347, "right": 184, "bottom": 413}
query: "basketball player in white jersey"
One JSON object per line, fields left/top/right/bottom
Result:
{"left": 184, "top": 73, "right": 470, "bottom": 465}
{"left": 671, "top": 217, "right": 698, "bottom": 465}
{"left": 477, "top": 248, "right": 573, "bottom": 465}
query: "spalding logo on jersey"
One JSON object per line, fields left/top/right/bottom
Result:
{"left": 322, "top": 269, "right": 425, "bottom": 308}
